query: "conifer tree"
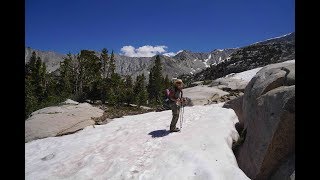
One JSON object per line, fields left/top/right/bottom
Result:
{"left": 100, "top": 48, "right": 109, "bottom": 103}
{"left": 124, "top": 75, "right": 134, "bottom": 105}
{"left": 163, "top": 74, "right": 171, "bottom": 89}
{"left": 59, "top": 53, "right": 74, "bottom": 97}
{"left": 109, "top": 50, "right": 116, "bottom": 76}
{"left": 148, "top": 55, "right": 163, "bottom": 104}
{"left": 135, "top": 74, "right": 147, "bottom": 107}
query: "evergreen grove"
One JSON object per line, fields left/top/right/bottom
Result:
{"left": 25, "top": 50, "right": 171, "bottom": 119}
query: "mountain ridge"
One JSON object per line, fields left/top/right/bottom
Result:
{"left": 25, "top": 32, "right": 295, "bottom": 80}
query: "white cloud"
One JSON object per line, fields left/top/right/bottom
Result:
{"left": 120, "top": 45, "right": 183, "bottom": 57}
{"left": 120, "top": 46, "right": 135, "bottom": 56}
{"left": 120, "top": 45, "right": 166, "bottom": 57}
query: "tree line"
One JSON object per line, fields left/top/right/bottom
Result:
{"left": 25, "top": 49, "right": 171, "bottom": 119}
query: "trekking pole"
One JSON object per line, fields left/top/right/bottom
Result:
{"left": 182, "top": 105, "right": 184, "bottom": 125}
{"left": 179, "top": 104, "right": 182, "bottom": 130}
{"left": 181, "top": 104, "right": 184, "bottom": 129}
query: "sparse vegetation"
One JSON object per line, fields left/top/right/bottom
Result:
{"left": 232, "top": 128, "right": 247, "bottom": 155}
{"left": 92, "top": 105, "right": 154, "bottom": 125}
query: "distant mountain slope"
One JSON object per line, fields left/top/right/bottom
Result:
{"left": 181, "top": 32, "right": 295, "bottom": 84}
{"left": 25, "top": 32, "right": 294, "bottom": 81}
{"left": 25, "top": 47, "right": 66, "bottom": 73}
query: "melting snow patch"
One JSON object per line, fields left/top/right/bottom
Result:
{"left": 252, "top": 33, "right": 293, "bottom": 45}
{"left": 25, "top": 104, "right": 250, "bottom": 180}
{"left": 227, "top": 59, "right": 295, "bottom": 82}
{"left": 202, "top": 54, "right": 211, "bottom": 68}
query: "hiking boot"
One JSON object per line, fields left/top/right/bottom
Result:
{"left": 170, "top": 127, "right": 180, "bottom": 132}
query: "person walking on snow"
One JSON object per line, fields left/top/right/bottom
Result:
{"left": 169, "top": 79, "right": 186, "bottom": 132}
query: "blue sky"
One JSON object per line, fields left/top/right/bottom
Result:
{"left": 26, "top": 0, "right": 295, "bottom": 56}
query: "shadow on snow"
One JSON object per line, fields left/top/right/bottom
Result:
{"left": 148, "top": 129, "right": 170, "bottom": 138}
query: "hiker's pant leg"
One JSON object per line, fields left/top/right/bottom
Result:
{"left": 170, "top": 104, "right": 180, "bottom": 130}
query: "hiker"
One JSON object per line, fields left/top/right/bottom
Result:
{"left": 168, "top": 79, "right": 186, "bottom": 132}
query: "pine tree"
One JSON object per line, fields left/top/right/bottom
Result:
{"left": 101, "top": 48, "right": 109, "bottom": 78}
{"left": 124, "top": 75, "right": 134, "bottom": 105}
{"left": 148, "top": 55, "right": 163, "bottom": 104}
{"left": 135, "top": 74, "right": 147, "bottom": 107}
{"left": 75, "top": 50, "right": 101, "bottom": 102}
{"left": 163, "top": 74, "right": 171, "bottom": 89}
{"left": 147, "top": 70, "right": 155, "bottom": 100}
{"left": 108, "top": 88, "right": 117, "bottom": 106}
{"left": 26, "top": 51, "right": 37, "bottom": 76}
{"left": 100, "top": 48, "right": 109, "bottom": 104}
{"left": 25, "top": 53, "right": 49, "bottom": 118}
{"left": 33, "top": 57, "right": 46, "bottom": 102}
{"left": 59, "top": 53, "right": 74, "bottom": 98}
{"left": 25, "top": 75, "right": 37, "bottom": 119}
{"left": 138, "top": 89, "right": 147, "bottom": 107}
{"left": 110, "top": 73, "right": 124, "bottom": 106}
{"left": 109, "top": 50, "right": 116, "bottom": 76}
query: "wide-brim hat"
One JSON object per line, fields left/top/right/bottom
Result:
{"left": 174, "top": 79, "right": 184, "bottom": 86}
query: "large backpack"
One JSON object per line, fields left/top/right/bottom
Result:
{"left": 164, "top": 87, "right": 176, "bottom": 101}
{"left": 163, "top": 88, "right": 174, "bottom": 109}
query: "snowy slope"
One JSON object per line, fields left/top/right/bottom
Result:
{"left": 229, "top": 67, "right": 263, "bottom": 82}
{"left": 225, "top": 59, "right": 295, "bottom": 82}
{"left": 203, "top": 54, "right": 211, "bottom": 68}
{"left": 25, "top": 104, "right": 250, "bottom": 180}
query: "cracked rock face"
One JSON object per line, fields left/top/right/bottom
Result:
{"left": 236, "top": 61, "right": 295, "bottom": 179}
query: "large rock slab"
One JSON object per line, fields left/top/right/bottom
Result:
{"left": 25, "top": 100, "right": 104, "bottom": 142}
{"left": 210, "top": 77, "right": 248, "bottom": 91}
{"left": 236, "top": 61, "right": 295, "bottom": 179}
{"left": 183, "top": 85, "right": 229, "bottom": 105}
{"left": 242, "top": 62, "right": 295, "bottom": 129}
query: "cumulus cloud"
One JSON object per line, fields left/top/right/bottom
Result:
{"left": 120, "top": 45, "right": 183, "bottom": 57}
{"left": 120, "top": 45, "right": 167, "bottom": 57}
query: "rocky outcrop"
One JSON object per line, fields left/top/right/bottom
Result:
{"left": 233, "top": 61, "right": 295, "bottom": 179}
{"left": 210, "top": 77, "right": 248, "bottom": 91}
{"left": 242, "top": 61, "right": 294, "bottom": 129}
{"left": 270, "top": 153, "right": 295, "bottom": 180}
{"left": 183, "top": 85, "right": 229, "bottom": 105}
{"left": 25, "top": 99, "right": 104, "bottom": 142}
{"left": 192, "top": 33, "right": 295, "bottom": 82}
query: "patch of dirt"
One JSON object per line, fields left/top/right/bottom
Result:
{"left": 208, "top": 89, "right": 244, "bottom": 104}
{"left": 91, "top": 105, "right": 155, "bottom": 125}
